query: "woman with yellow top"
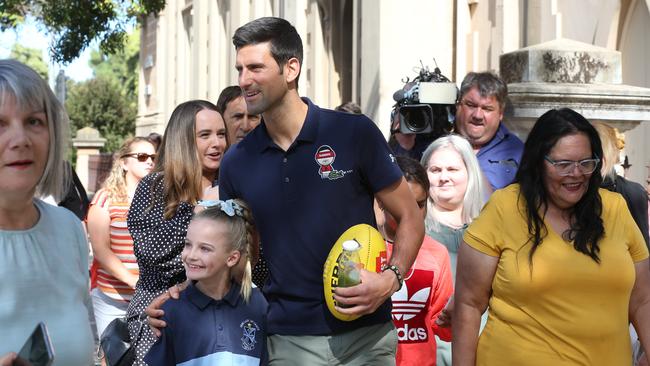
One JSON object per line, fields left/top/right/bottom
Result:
{"left": 453, "top": 108, "right": 650, "bottom": 365}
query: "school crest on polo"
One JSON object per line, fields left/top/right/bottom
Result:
{"left": 240, "top": 319, "right": 260, "bottom": 351}
{"left": 314, "top": 145, "right": 352, "bottom": 180}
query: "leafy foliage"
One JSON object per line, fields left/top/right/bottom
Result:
{"left": 0, "top": 0, "right": 165, "bottom": 63}
{"left": 65, "top": 28, "right": 140, "bottom": 154}
{"left": 89, "top": 28, "right": 140, "bottom": 102}
{"left": 9, "top": 44, "right": 48, "bottom": 79}
{"left": 66, "top": 76, "right": 136, "bottom": 152}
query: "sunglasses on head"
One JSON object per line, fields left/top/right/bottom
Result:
{"left": 122, "top": 153, "right": 156, "bottom": 162}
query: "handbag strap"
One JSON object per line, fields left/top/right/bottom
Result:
{"left": 126, "top": 313, "right": 147, "bottom": 322}
{"left": 127, "top": 313, "right": 148, "bottom": 344}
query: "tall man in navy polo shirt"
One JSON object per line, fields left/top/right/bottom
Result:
{"left": 454, "top": 72, "right": 524, "bottom": 191}
{"left": 219, "top": 17, "right": 424, "bottom": 365}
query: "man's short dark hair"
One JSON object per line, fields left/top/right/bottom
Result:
{"left": 459, "top": 72, "right": 508, "bottom": 110}
{"left": 216, "top": 85, "right": 243, "bottom": 114}
{"left": 232, "top": 17, "right": 303, "bottom": 84}
{"left": 335, "top": 101, "right": 362, "bottom": 114}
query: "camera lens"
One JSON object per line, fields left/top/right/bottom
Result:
{"left": 399, "top": 105, "right": 433, "bottom": 133}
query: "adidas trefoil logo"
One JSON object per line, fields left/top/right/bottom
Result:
{"left": 391, "top": 282, "right": 430, "bottom": 321}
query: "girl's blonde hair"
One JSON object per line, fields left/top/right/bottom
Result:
{"left": 103, "top": 136, "right": 154, "bottom": 202}
{"left": 0, "top": 59, "right": 70, "bottom": 200}
{"left": 153, "top": 100, "right": 221, "bottom": 219}
{"left": 193, "top": 199, "right": 258, "bottom": 302}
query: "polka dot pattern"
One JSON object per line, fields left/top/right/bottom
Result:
{"left": 252, "top": 244, "right": 270, "bottom": 288}
{"left": 125, "top": 173, "right": 193, "bottom": 365}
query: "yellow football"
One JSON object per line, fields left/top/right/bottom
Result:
{"left": 323, "top": 224, "right": 388, "bottom": 321}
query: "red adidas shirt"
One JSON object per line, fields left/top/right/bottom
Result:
{"left": 387, "top": 236, "right": 454, "bottom": 366}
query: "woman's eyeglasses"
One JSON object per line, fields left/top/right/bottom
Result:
{"left": 544, "top": 156, "right": 600, "bottom": 176}
{"left": 122, "top": 153, "right": 156, "bottom": 162}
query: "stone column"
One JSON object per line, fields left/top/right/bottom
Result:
{"left": 72, "top": 127, "right": 106, "bottom": 192}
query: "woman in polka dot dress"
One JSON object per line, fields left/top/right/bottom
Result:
{"left": 126, "top": 100, "right": 227, "bottom": 365}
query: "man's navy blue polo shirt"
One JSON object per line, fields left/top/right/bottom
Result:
{"left": 219, "top": 98, "right": 404, "bottom": 336}
{"left": 144, "top": 282, "right": 268, "bottom": 365}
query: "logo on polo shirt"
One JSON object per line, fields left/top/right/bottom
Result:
{"left": 314, "top": 145, "right": 352, "bottom": 180}
{"left": 240, "top": 319, "right": 260, "bottom": 351}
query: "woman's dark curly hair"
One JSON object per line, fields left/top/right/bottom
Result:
{"left": 515, "top": 108, "right": 604, "bottom": 263}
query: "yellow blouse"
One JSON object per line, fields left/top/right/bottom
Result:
{"left": 464, "top": 184, "right": 648, "bottom": 366}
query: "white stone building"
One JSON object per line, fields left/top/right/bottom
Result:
{"left": 136, "top": 0, "right": 650, "bottom": 185}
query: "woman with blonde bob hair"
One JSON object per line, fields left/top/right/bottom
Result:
{"left": 0, "top": 59, "right": 93, "bottom": 364}
{"left": 126, "top": 100, "right": 227, "bottom": 365}
{"left": 87, "top": 136, "right": 155, "bottom": 341}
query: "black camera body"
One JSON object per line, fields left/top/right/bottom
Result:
{"left": 392, "top": 66, "right": 457, "bottom": 135}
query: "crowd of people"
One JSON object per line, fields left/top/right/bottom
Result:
{"left": 1, "top": 15, "right": 650, "bottom": 366}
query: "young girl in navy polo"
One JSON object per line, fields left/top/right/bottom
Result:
{"left": 145, "top": 199, "right": 268, "bottom": 366}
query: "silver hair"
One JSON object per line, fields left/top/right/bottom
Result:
{"left": 420, "top": 134, "right": 486, "bottom": 232}
{"left": 0, "top": 59, "right": 70, "bottom": 200}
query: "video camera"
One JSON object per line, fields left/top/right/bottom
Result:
{"left": 392, "top": 63, "right": 457, "bottom": 135}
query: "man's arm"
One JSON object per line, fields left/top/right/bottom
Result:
{"left": 333, "top": 177, "right": 424, "bottom": 316}
{"left": 376, "top": 177, "right": 425, "bottom": 275}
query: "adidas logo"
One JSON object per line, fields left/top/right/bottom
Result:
{"left": 391, "top": 281, "right": 430, "bottom": 321}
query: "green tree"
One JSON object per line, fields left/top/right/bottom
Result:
{"left": 89, "top": 28, "right": 140, "bottom": 102}
{"left": 9, "top": 44, "right": 48, "bottom": 79}
{"left": 66, "top": 76, "right": 136, "bottom": 153}
{"left": 0, "top": 0, "right": 165, "bottom": 63}
{"left": 64, "top": 28, "right": 140, "bottom": 155}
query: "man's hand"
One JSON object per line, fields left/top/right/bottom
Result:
{"left": 333, "top": 269, "right": 398, "bottom": 316}
{"left": 0, "top": 353, "right": 16, "bottom": 366}
{"left": 145, "top": 282, "right": 188, "bottom": 337}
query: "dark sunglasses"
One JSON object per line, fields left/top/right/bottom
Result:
{"left": 122, "top": 153, "right": 156, "bottom": 162}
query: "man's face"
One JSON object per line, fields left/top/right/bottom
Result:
{"left": 223, "top": 96, "right": 261, "bottom": 144}
{"left": 235, "top": 42, "right": 288, "bottom": 116}
{"left": 455, "top": 86, "right": 504, "bottom": 149}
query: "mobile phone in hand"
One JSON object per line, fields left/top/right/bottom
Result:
{"left": 13, "top": 322, "right": 54, "bottom": 366}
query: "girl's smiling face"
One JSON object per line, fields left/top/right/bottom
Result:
{"left": 182, "top": 218, "right": 239, "bottom": 282}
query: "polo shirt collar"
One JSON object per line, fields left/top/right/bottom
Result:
{"left": 252, "top": 97, "right": 319, "bottom": 152}
{"left": 478, "top": 123, "right": 508, "bottom": 155}
{"left": 186, "top": 281, "right": 242, "bottom": 310}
